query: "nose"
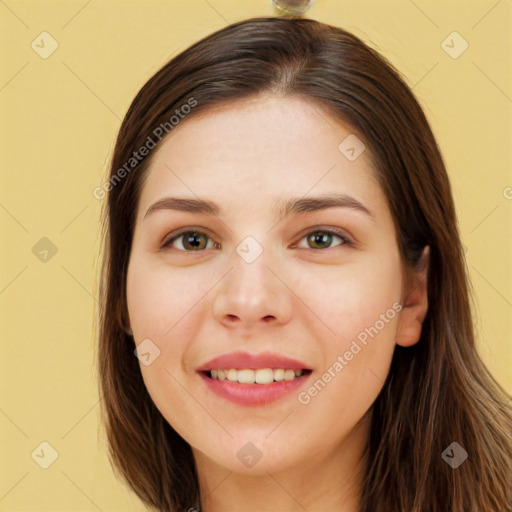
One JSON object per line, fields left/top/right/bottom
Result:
{"left": 212, "top": 248, "right": 293, "bottom": 331}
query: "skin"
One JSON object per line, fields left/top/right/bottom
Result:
{"left": 126, "top": 94, "right": 429, "bottom": 512}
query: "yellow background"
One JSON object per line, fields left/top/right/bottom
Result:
{"left": 1, "top": 0, "right": 510, "bottom": 510}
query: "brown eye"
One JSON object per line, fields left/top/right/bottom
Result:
{"left": 296, "top": 229, "right": 351, "bottom": 250}
{"left": 162, "top": 231, "right": 216, "bottom": 251}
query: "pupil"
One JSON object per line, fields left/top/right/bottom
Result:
{"left": 185, "top": 232, "right": 204, "bottom": 250}
{"left": 310, "top": 232, "right": 331, "bottom": 249}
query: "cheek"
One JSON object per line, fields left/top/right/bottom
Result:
{"left": 126, "top": 255, "right": 212, "bottom": 444}
{"left": 126, "top": 254, "right": 209, "bottom": 337}
{"left": 298, "top": 252, "right": 402, "bottom": 403}
{"left": 299, "top": 252, "right": 402, "bottom": 342}
{"left": 126, "top": 255, "right": 208, "bottom": 388}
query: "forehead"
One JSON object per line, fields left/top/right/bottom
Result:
{"left": 137, "top": 95, "right": 386, "bottom": 221}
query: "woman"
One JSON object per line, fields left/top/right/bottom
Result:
{"left": 96, "top": 16, "right": 512, "bottom": 512}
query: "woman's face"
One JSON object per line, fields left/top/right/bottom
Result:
{"left": 126, "top": 95, "right": 425, "bottom": 476}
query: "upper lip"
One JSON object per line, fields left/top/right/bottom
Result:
{"left": 197, "top": 351, "right": 312, "bottom": 371}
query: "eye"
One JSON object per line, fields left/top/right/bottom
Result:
{"left": 161, "top": 227, "right": 352, "bottom": 253}
{"left": 161, "top": 229, "right": 218, "bottom": 252}
{"left": 294, "top": 228, "right": 352, "bottom": 250}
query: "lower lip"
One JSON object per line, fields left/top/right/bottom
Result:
{"left": 198, "top": 371, "right": 312, "bottom": 406}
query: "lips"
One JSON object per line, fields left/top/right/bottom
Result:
{"left": 196, "top": 351, "right": 312, "bottom": 372}
{"left": 196, "top": 351, "right": 313, "bottom": 406}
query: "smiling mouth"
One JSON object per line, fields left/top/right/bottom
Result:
{"left": 202, "top": 368, "right": 313, "bottom": 385}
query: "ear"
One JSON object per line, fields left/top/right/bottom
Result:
{"left": 395, "top": 246, "right": 429, "bottom": 348}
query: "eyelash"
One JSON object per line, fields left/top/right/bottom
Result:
{"left": 160, "top": 226, "right": 353, "bottom": 252}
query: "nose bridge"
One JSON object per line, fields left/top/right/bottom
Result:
{"left": 212, "top": 233, "right": 292, "bottom": 326}
{"left": 230, "top": 234, "right": 277, "bottom": 300}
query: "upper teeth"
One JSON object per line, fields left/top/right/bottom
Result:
{"left": 210, "top": 368, "right": 303, "bottom": 384}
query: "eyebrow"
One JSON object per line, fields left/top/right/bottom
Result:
{"left": 143, "top": 193, "right": 375, "bottom": 221}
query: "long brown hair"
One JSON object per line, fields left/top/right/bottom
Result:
{"left": 95, "top": 16, "right": 512, "bottom": 511}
